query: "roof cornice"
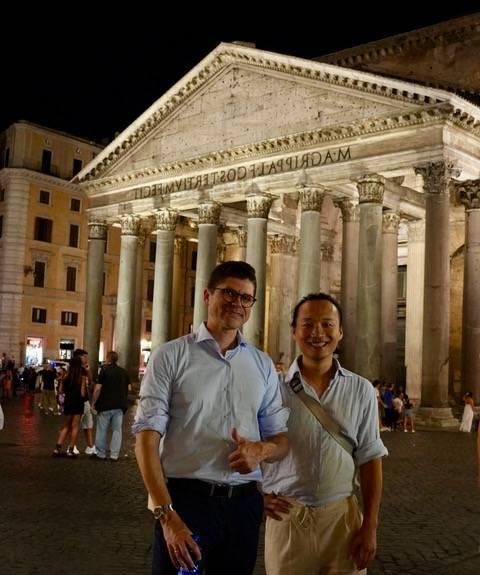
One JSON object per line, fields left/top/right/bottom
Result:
{"left": 317, "top": 13, "right": 480, "bottom": 68}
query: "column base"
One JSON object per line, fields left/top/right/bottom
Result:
{"left": 414, "top": 407, "right": 460, "bottom": 429}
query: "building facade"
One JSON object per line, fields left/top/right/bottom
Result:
{"left": 73, "top": 22, "right": 480, "bottom": 427}
{"left": 0, "top": 122, "right": 103, "bottom": 364}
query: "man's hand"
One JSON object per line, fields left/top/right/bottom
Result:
{"left": 264, "top": 493, "right": 292, "bottom": 520}
{"left": 161, "top": 512, "right": 201, "bottom": 571}
{"left": 350, "top": 523, "right": 377, "bottom": 570}
{"left": 228, "top": 428, "right": 264, "bottom": 474}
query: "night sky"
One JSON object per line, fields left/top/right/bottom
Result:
{"left": 3, "top": 4, "right": 478, "bottom": 144}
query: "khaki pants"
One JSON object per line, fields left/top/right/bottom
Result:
{"left": 265, "top": 495, "right": 367, "bottom": 575}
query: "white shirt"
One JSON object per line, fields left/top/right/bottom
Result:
{"left": 262, "top": 358, "right": 388, "bottom": 506}
{"left": 133, "top": 323, "right": 289, "bottom": 484}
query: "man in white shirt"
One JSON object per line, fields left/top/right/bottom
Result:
{"left": 133, "top": 261, "right": 289, "bottom": 575}
{"left": 262, "top": 293, "right": 387, "bottom": 575}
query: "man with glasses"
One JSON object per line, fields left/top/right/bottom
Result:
{"left": 133, "top": 260, "right": 289, "bottom": 575}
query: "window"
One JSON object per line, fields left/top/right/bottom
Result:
{"left": 145, "top": 319, "right": 152, "bottom": 333}
{"left": 32, "top": 307, "right": 47, "bottom": 323}
{"left": 69, "top": 224, "right": 79, "bottom": 248}
{"left": 0, "top": 215, "right": 3, "bottom": 238}
{"left": 41, "top": 149, "right": 52, "bottom": 174}
{"left": 72, "top": 159, "right": 83, "bottom": 177}
{"left": 0, "top": 188, "right": 5, "bottom": 201}
{"left": 4, "top": 148, "right": 9, "bottom": 168}
{"left": 70, "top": 198, "right": 81, "bottom": 212}
{"left": 33, "top": 261, "right": 46, "bottom": 287}
{"left": 102, "top": 272, "right": 106, "bottom": 296}
{"left": 66, "top": 266, "right": 77, "bottom": 292}
{"left": 34, "top": 217, "right": 53, "bottom": 242}
{"left": 191, "top": 250, "right": 197, "bottom": 271}
{"left": 149, "top": 240, "right": 156, "bottom": 263}
{"left": 147, "top": 279, "right": 154, "bottom": 302}
{"left": 39, "top": 190, "right": 50, "bottom": 205}
{"left": 61, "top": 311, "right": 78, "bottom": 326}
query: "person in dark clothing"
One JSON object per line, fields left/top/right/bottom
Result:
{"left": 91, "top": 351, "right": 130, "bottom": 460}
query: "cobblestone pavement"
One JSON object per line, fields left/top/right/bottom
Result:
{"left": 1, "top": 394, "right": 480, "bottom": 574}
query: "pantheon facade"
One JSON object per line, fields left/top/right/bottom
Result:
{"left": 76, "top": 30, "right": 480, "bottom": 427}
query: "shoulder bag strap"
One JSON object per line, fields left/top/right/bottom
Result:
{"left": 288, "top": 372, "right": 354, "bottom": 457}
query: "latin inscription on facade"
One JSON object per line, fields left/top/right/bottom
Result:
{"left": 133, "top": 146, "right": 351, "bottom": 200}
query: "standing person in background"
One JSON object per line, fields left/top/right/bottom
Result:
{"left": 262, "top": 293, "right": 387, "bottom": 575}
{"left": 403, "top": 394, "right": 415, "bottom": 433}
{"left": 39, "top": 363, "right": 58, "bottom": 414}
{"left": 459, "top": 392, "right": 475, "bottom": 433}
{"left": 73, "top": 348, "right": 96, "bottom": 454}
{"left": 133, "top": 261, "right": 289, "bottom": 575}
{"left": 91, "top": 351, "right": 130, "bottom": 461}
{"left": 53, "top": 356, "right": 88, "bottom": 457}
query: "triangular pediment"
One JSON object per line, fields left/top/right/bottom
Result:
{"left": 76, "top": 42, "right": 480, "bottom": 185}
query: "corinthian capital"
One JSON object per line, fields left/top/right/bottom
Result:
{"left": 246, "top": 194, "right": 274, "bottom": 219}
{"left": 453, "top": 179, "right": 480, "bottom": 210}
{"left": 356, "top": 174, "right": 384, "bottom": 204}
{"left": 296, "top": 185, "right": 324, "bottom": 213}
{"left": 198, "top": 201, "right": 221, "bottom": 225}
{"left": 270, "top": 234, "right": 297, "bottom": 255}
{"left": 119, "top": 214, "right": 141, "bottom": 236}
{"left": 155, "top": 207, "right": 179, "bottom": 231}
{"left": 414, "top": 161, "right": 461, "bottom": 194}
{"left": 335, "top": 198, "right": 359, "bottom": 222}
{"left": 87, "top": 219, "right": 108, "bottom": 240}
{"left": 382, "top": 211, "right": 400, "bottom": 234}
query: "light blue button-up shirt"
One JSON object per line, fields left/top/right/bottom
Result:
{"left": 133, "top": 323, "right": 289, "bottom": 485}
{"left": 262, "top": 358, "right": 387, "bottom": 506}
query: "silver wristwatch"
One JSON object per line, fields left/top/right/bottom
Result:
{"left": 152, "top": 503, "right": 174, "bottom": 520}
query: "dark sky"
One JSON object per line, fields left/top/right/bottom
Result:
{"left": 3, "top": 4, "right": 478, "bottom": 143}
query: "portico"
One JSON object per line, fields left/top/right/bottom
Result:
{"left": 76, "top": 42, "right": 480, "bottom": 424}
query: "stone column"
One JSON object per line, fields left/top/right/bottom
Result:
{"left": 297, "top": 185, "right": 324, "bottom": 299}
{"left": 151, "top": 208, "right": 179, "bottom": 348}
{"left": 336, "top": 199, "right": 359, "bottom": 371}
{"left": 130, "top": 220, "right": 154, "bottom": 383}
{"left": 414, "top": 161, "right": 459, "bottom": 427}
{"left": 244, "top": 193, "right": 274, "bottom": 348}
{"left": 192, "top": 201, "right": 221, "bottom": 330}
{"left": 355, "top": 175, "right": 384, "bottom": 381}
{"left": 381, "top": 211, "right": 400, "bottom": 386}
{"left": 0, "top": 174, "right": 30, "bottom": 360}
{"left": 83, "top": 219, "right": 107, "bottom": 380}
{"left": 405, "top": 220, "right": 425, "bottom": 402}
{"left": 457, "top": 180, "right": 480, "bottom": 403}
{"left": 268, "top": 234, "right": 298, "bottom": 366}
{"left": 114, "top": 215, "right": 141, "bottom": 370}
{"left": 171, "top": 237, "right": 187, "bottom": 339}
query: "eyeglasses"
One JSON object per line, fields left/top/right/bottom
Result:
{"left": 212, "top": 287, "right": 257, "bottom": 308}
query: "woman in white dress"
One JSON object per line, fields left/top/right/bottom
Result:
{"left": 459, "top": 391, "right": 475, "bottom": 432}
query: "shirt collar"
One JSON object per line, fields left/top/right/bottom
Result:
{"left": 285, "top": 356, "right": 348, "bottom": 384}
{"left": 195, "top": 322, "right": 247, "bottom": 348}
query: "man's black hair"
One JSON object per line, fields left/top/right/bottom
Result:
{"left": 207, "top": 261, "right": 257, "bottom": 294}
{"left": 291, "top": 293, "right": 343, "bottom": 327}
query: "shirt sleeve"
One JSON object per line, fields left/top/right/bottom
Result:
{"left": 131, "top": 344, "right": 174, "bottom": 435}
{"left": 257, "top": 359, "right": 289, "bottom": 440}
{"left": 354, "top": 382, "right": 388, "bottom": 467}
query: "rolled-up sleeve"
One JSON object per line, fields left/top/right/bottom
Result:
{"left": 354, "top": 384, "right": 388, "bottom": 467}
{"left": 258, "top": 361, "right": 289, "bottom": 439}
{"left": 132, "top": 345, "right": 173, "bottom": 435}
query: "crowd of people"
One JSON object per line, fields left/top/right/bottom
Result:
{"left": 373, "top": 380, "right": 416, "bottom": 433}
